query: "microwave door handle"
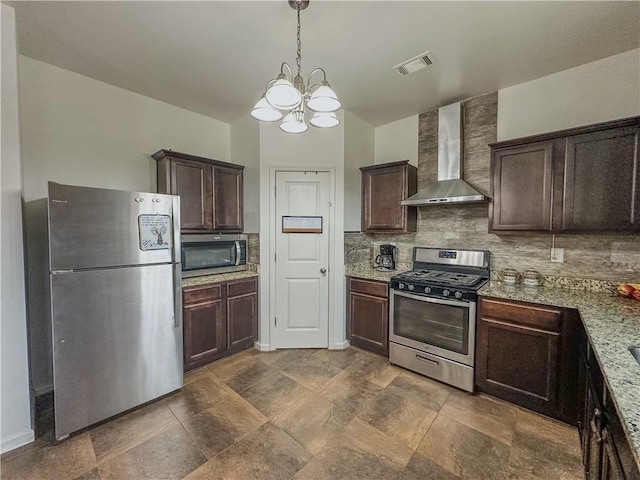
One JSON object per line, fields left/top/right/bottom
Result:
{"left": 235, "top": 241, "right": 241, "bottom": 266}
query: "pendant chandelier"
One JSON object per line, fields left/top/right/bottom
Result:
{"left": 251, "top": 0, "right": 341, "bottom": 134}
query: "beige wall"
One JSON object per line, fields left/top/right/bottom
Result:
{"left": 344, "top": 111, "right": 374, "bottom": 232}
{"left": 497, "top": 48, "right": 640, "bottom": 141}
{"left": 1, "top": 4, "right": 34, "bottom": 453}
{"left": 231, "top": 114, "right": 260, "bottom": 233}
{"left": 374, "top": 115, "right": 418, "bottom": 166}
{"left": 19, "top": 56, "right": 231, "bottom": 202}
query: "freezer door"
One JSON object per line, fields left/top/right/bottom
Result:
{"left": 51, "top": 263, "right": 183, "bottom": 439}
{"left": 48, "top": 182, "right": 180, "bottom": 270}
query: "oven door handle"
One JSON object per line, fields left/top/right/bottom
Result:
{"left": 391, "top": 289, "right": 472, "bottom": 307}
{"left": 416, "top": 354, "right": 439, "bottom": 366}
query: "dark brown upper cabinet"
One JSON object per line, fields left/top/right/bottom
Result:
{"left": 489, "top": 116, "right": 640, "bottom": 234}
{"left": 153, "top": 150, "right": 244, "bottom": 233}
{"left": 361, "top": 160, "right": 417, "bottom": 233}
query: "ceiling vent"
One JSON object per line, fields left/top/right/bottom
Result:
{"left": 393, "top": 51, "right": 437, "bottom": 76}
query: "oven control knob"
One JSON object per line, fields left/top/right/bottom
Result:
{"left": 442, "top": 289, "right": 450, "bottom": 297}
{"left": 408, "top": 284, "right": 414, "bottom": 291}
{"left": 424, "top": 286, "right": 432, "bottom": 294}
{"left": 399, "top": 283, "right": 405, "bottom": 289}
{"left": 454, "top": 291, "right": 463, "bottom": 299}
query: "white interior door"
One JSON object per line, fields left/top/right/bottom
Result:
{"left": 274, "top": 171, "right": 331, "bottom": 348}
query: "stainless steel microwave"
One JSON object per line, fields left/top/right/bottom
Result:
{"left": 181, "top": 234, "right": 248, "bottom": 278}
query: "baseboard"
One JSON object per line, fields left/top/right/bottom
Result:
{"left": 1, "top": 429, "right": 35, "bottom": 454}
{"left": 254, "top": 341, "right": 273, "bottom": 352}
{"left": 330, "top": 340, "right": 350, "bottom": 350}
{"left": 33, "top": 382, "right": 53, "bottom": 397}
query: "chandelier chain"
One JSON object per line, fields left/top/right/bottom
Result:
{"left": 296, "top": 1, "right": 302, "bottom": 77}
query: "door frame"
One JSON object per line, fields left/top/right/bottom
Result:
{"left": 258, "top": 165, "right": 346, "bottom": 351}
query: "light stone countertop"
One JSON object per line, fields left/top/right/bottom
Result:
{"left": 480, "top": 282, "right": 640, "bottom": 470}
{"left": 181, "top": 264, "right": 259, "bottom": 288}
{"left": 345, "top": 262, "right": 412, "bottom": 283}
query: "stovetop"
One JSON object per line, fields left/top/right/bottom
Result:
{"left": 394, "top": 269, "right": 485, "bottom": 288}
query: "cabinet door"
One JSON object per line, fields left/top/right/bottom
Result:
{"left": 490, "top": 142, "right": 554, "bottom": 231}
{"left": 170, "top": 159, "right": 213, "bottom": 231}
{"left": 563, "top": 127, "right": 640, "bottom": 231}
{"left": 476, "top": 299, "right": 562, "bottom": 418}
{"left": 183, "top": 286, "right": 226, "bottom": 371}
{"left": 226, "top": 278, "right": 258, "bottom": 352}
{"left": 584, "top": 373, "right": 603, "bottom": 480}
{"left": 348, "top": 290, "right": 389, "bottom": 356}
{"left": 213, "top": 165, "right": 243, "bottom": 232}
{"left": 362, "top": 163, "right": 415, "bottom": 232}
{"left": 601, "top": 427, "right": 625, "bottom": 480}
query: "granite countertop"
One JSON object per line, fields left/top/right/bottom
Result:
{"left": 181, "top": 264, "right": 259, "bottom": 288}
{"left": 480, "top": 282, "right": 640, "bottom": 469}
{"left": 345, "top": 262, "right": 412, "bottom": 283}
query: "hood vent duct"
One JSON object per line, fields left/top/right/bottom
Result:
{"left": 401, "top": 102, "right": 490, "bottom": 206}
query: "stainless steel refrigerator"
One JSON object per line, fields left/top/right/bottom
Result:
{"left": 47, "top": 182, "right": 183, "bottom": 440}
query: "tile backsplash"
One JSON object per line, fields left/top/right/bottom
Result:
{"left": 346, "top": 92, "right": 640, "bottom": 282}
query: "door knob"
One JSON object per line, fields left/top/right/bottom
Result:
{"left": 320, "top": 267, "right": 327, "bottom": 274}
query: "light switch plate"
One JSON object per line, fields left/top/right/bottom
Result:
{"left": 551, "top": 248, "right": 564, "bottom": 263}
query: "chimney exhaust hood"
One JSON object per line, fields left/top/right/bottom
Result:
{"left": 401, "top": 102, "right": 489, "bottom": 206}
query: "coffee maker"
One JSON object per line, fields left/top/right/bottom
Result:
{"left": 375, "top": 244, "right": 398, "bottom": 271}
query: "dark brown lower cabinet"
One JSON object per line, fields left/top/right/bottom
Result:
{"left": 183, "top": 276, "right": 258, "bottom": 371}
{"left": 579, "top": 323, "right": 639, "bottom": 480}
{"left": 347, "top": 277, "right": 389, "bottom": 356}
{"left": 476, "top": 297, "right": 580, "bottom": 424}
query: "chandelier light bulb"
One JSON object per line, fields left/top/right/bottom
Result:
{"left": 265, "top": 75, "right": 302, "bottom": 111}
{"left": 280, "top": 111, "right": 308, "bottom": 134}
{"left": 310, "top": 111, "right": 339, "bottom": 128}
{"left": 307, "top": 82, "right": 341, "bottom": 113}
{"left": 251, "top": 96, "right": 283, "bottom": 122}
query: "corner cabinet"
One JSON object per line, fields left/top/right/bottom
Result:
{"left": 489, "top": 116, "right": 640, "bottom": 233}
{"left": 361, "top": 161, "right": 417, "bottom": 233}
{"left": 153, "top": 149, "right": 244, "bottom": 233}
{"left": 476, "top": 297, "right": 580, "bottom": 425}
{"left": 347, "top": 277, "right": 389, "bottom": 356}
{"left": 182, "top": 276, "right": 257, "bottom": 371}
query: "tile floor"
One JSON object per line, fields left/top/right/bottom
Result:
{"left": 1, "top": 347, "right": 584, "bottom": 480}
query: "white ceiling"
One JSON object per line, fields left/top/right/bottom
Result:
{"left": 9, "top": 1, "right": 640, "bottom": 127}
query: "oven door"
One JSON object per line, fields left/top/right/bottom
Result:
{"left": 389, "top": 289, "right": 476, "bottom": 366}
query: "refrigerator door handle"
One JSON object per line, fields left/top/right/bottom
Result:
{"left": 173, "top": 265, "right": 182, "bottom": 329}
{"left": 235, "top": 241, "right": 241, "bottom": 266}
{"left": 171, "top": 196, "right": 181, "bottom": 264}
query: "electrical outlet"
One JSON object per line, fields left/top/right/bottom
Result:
{"left": 551, "top": 248, "right": 564, "bottom": 263}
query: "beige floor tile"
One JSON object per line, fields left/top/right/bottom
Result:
{"left": 239, "top": 370, "right": 311, "bottom": 418}
{"left": 439, "top": 390, "right": 519, "bottom": 445}
{"left": 311, "top": 347, "right": 373, "bottom": 370}
{"left": 401, "top": 452, "right": 461, "bottom": 480}
{"left": 386, "top": 370, "right": 453, "bottom": 412}
{"left": 184, "top": 423, "right": 311, "bottom": 480}
{"left": 164, "top": 375, "right": 231, "bottom": 422}
{"left": 179, "top": 391, "right": 267, "bottom": 458}
{"left": 318, "top": 370, "right": 383, "bottom": 416}
{"left": 417, "top": 414, "right": 511, "bottom": 480}
{"left": 271, "top": 391, "right": 354, "bottom": 454}
{"left": 257, "top": 348, "right": 315, "bottom": 369}
{"left": 279, "top": 354, "right": 343, "bottom": 390}
{"left": 73, "top": 468, "right": 101, "bottom": 480}
{"left": 357, "top": 387, "right": 438, "bottom": 450}
{"left": 344, "top": 353, "right": 401, "bottom": 388}
{"left": 90, "top": 400, "right": 178, "bottom": 464}
{"left": 1, "top": 433, "right": 97, "bottom": 480}
{"left": 97, "top": 423, "right": 206, "bottom": 480}
{"left": 214, "top": 355, "right": 279, "bottom": 394}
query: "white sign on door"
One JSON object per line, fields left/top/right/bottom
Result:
{"left": 138, "top": 214, "right": 172, "bottom": 251}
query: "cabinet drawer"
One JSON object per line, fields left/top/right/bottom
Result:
{"left": 183, "top": 284, "right": 222, "bottom": 304}
{"left": 480, "top": 298, "right": 562, "bottom": 333}
{"left": 227, "top": 277, "right": 257, "bottom": 298}
{"left": 349, "top": 278, "right": 388, "bottom": 298}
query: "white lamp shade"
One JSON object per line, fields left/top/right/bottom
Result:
{"left": 280, "top": 112, "right": 308, "bottom": 134}
{"left": 310, "top": 112, "right": 339, "bottom": 128}
{"left": 307, "top": 84, "right": 341, "bottom": 112}
{"left": 251, "top": 97, "right": 283, "bottom": 122}
{"left": 266, "top": 78, "right": 302, "bottom": 110}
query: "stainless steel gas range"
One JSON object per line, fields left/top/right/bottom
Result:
{"left": 389, "top": 247, "right": 490, "bottom": 392}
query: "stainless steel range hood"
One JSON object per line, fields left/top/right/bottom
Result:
{"left": 401, "top": 102, "right": 489, "bottom": 206}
